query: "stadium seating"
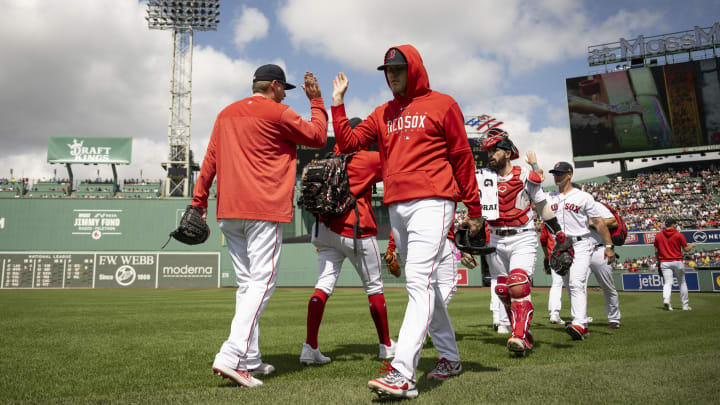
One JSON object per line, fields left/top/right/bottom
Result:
{"left": 73, "top": 182, "right": 115, "bottom": 199}
{"left": 580, "top": 164, "right": 718, "bottom": 231}
{"left": 0, "top": 180, "right": 24, "bottom": 198}
{"left": 117, "top": 181, "right": 163, "bottom": 199}
{"left": 26, "top": 181, "right": 70, "bottom": 198}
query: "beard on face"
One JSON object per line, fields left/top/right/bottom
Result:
{"left": 488, "top": 152, "right": 507, "bottom": 172}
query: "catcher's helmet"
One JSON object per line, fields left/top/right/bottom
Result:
{"left": 474, "top": 115, "right": 519, "bottom": 160}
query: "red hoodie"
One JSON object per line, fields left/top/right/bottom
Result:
{"left": 321, "top": 149, "right": 382, "bottom": 238}
{"left": 653, "top": 227, "right": 687, "bottom": 262}
{"left": 331, "top": 44, "right": 482, "bottom": 217}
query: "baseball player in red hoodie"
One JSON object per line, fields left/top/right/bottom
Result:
{"left": 193, "top": 65, "right": 327, "bottom": 388}
{"left": 300, "top": 123, "right": 396, "bottom": 365}
{"left": 331, "top": 44, "right": 483, "bottom": 399}
{"left": 654, "top": 219, "right": 696, "bottom": 311}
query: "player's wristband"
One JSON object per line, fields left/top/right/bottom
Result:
{"left": 545, "top": 217, "right": 562, "bottom": 234}
{"left": 605, "top": 244, "right": 614, "bottom": 249}
{"left": 530, "top": 163, "right": 539, "bottom": 172}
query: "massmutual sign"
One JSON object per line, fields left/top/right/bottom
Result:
{"left": 47, "top": 136, "right": 132, "bottom": 165}
{"left": 588, "top": 23, "right": 720, "bottom": 66}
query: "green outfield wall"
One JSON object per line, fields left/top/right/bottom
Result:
{"left": 1, "top": 198, "right": 717, "bottom": 291}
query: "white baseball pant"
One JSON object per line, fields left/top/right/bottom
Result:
{"left": 311, "top": 222, "right": 384, "bottom": 296}
{"left": 547, "top": 269, "right": 567, "bottom": 317}
{"left": 428, "top": 239, "right": 460, "bottom": 363}
{"left": 490, "top": 278, "right": 500, "bottom": 325}
{"left": 485, "top": 229, "right": 538, "bottom": 327}
{"left": 214, "top": 219, "right": 281, "bottom": 371}
{"left": 660, "top": 260, "right": 689, "bottom": 306}
{"left": 589, "top": 245, "right": 621, "bottom": 323}
{"left": 389, "top": 198, "right": 455, "bottom": 381}
{"left": 566, "top": 238, "right": 593, "bottom": 328}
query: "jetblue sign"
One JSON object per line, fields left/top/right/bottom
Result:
{"left": 622, "top": 272, "right": 699, "bottom": 291}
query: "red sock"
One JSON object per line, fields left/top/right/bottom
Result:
{"left": 305, "top": 289, "right": 328, "bottom": 349}
{"left": 368, "top": 293, "right": 392, "bottom": 346}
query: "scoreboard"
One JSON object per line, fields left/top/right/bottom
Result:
{"left": 0, "top": 252, "right": 220, "bottom": 289}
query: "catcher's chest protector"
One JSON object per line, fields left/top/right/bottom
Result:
{"left": 297, "top": 153, "right": 357, "bottom": 218}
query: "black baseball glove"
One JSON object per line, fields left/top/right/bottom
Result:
{"left": 454, "top": 218, "right": 496, "bottom": 256}
{"left": 162, "top": 205, "right": 210, "bottom": 248}
{"left": 549, "top": 232, "right": 573, "bottom": 276}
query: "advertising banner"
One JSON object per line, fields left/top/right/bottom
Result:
{"left": 0, "top": 252, "right": 220, "bottom": 289}
{"left": 620, "top": 230, "right": 720, "bottom": 245}
{"left": 47, "top": 137, "right": 132, "bottom": 165}
{"left": 712, "top": 271, "right": 720, "bottom": 292}
{"left": 621, "top": 272, "right": 700, "bottom": 291}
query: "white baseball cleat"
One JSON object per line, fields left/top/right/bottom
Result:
{"left": 427, "top": 358, "right": 462, "bottom": 380}
{"left": 682, "top": 305, "right": 692, "bottom": 311}
{"left": 212, "top": 363, "right": 263, "bottom": 387}
{"left": 248, "top": 363, "right": 275, "bottom": 376}
{"left": 300, "top": 343, "right": 331, "bottom": 365}
{"left": 664, "top": 302, "right": 673, "bottom": 311}
{"left": 549, "top": 313, "right": 565, "bottom": 324}
{"left": 497, "top": 324, "right": 511, "bottom": 334}
{"left": 368, "top": 363, "right": 418, "bottom": 399}
{"left": 379, "top": 340, "right": 396, "bottom": 359}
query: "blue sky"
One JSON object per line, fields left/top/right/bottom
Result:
{"left": 1, "top": 0, "right": 719, "bottom": 183}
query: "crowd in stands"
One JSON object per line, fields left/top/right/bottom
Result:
{"left": 613, "top": 248, "right": 720, "bottom": 272}
{"left": 79, "top": 178, "right": 115, "bottom": 185}
{"left": 123, "top": 178, "right": 162, "bottom": 185}
{"left": 580, "top": 164, "right": 720, "bottom": 232}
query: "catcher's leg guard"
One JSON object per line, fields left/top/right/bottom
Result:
{"left": 495, "top": 276, "right": 512, "bottom": 325}
{"left": 507, "top": 269, "right": 533, "bottom": 351}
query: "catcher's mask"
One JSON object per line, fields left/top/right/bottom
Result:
{"left": 474, "top": 115, "right": 519, "bottom": 160}
{"left": 481, "top": 134, "right": 520, "bottom": 160}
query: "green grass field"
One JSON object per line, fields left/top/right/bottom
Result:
{"left": 1, "top": 287, "right": 719, "bottom": 404}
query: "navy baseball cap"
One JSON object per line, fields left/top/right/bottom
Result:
{"left": 377, "top": 48, "right": 407, "bottom": 70}
{"left": 549, "top": 161, "right": 574, "bottom": 175}
{"left": 253, "top": 64, "right": 296, "bottom": 90}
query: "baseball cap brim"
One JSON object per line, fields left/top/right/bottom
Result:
{"left": 377, "top": 61, "right": 408, "bottom": 71}
{"left": 548, "top": 169, "right": 571, "bottom": 175}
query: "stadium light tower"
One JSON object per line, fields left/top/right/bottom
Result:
{"left": 146, "top": 0, "right": 220, "bottom": 197}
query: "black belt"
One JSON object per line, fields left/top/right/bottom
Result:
{"left": 571, "top": 236, "right": 584, "bottom": 242}
{"left": 493, "top": 228, "right": 533, "bottom": 237}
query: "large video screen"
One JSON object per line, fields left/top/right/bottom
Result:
{"left": 566, "top": 57, "right": 720, "bottom": 160}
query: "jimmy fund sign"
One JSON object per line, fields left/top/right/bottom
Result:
{"left": 47, "top": 136, "right": 132, "bottom": 165}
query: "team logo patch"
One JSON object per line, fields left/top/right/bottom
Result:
{"left": 385, "top": 49, "right": 396, "bottom": 63}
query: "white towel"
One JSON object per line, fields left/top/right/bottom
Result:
{"left": 478, "top": 168, "right": 499, "bottom": 220}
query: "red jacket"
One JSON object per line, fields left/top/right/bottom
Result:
{"left": 193, "top": 96, "right": 327, "bottom": 222}
{"left": 321, "top": 150, "right": 382, "bottom": 238}
{"left": 653, "top": 228, "right": 687, "bottom": 262}
{"left": 331, "top": 44, "right": 481, "bottom": 217}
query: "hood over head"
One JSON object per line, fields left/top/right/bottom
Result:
{"left": 381, "top": 44, "right": 430, "bottom": 99}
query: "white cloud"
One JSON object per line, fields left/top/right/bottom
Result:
{"left": 277, "top": 0, "right": 664, "bottom": 92}
{"left": 232, "top": 6, "right": 269, "bottom": 51}
{"left": 0, "top": 0, "right": 263, "bottom": 185}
